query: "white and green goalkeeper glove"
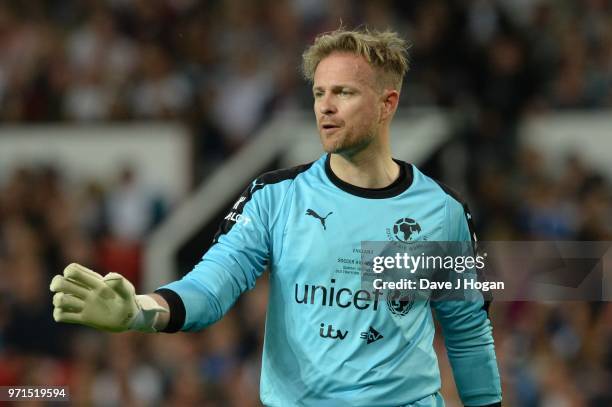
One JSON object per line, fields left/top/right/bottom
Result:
{"left": 50, "top": 263, "right": 167, "bottom": 332}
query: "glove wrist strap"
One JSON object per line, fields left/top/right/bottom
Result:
{"left": 130, "top": 295, "right": 169, "bottom": 332}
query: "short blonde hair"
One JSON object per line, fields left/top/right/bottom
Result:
{"left": 302, "top": 27, "right": 410, "bottom": 91}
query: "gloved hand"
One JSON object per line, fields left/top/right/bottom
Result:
{"left": 50, "top": 263, "right": 167, "bottom": 332}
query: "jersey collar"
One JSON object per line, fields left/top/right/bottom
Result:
{"left": 324, "top": 154, "right": 413, "bottom": 199}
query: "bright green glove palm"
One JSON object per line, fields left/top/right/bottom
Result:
{"left": 50, "top": 263, "right": 166, "bottom": 332}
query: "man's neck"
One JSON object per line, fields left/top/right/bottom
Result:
{"left": 330, "top": 149, "right": 400, "bottom": 189}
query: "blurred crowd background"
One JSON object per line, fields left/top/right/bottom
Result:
{"left": 0, "top": 0, "right": 611, "bottom": 406}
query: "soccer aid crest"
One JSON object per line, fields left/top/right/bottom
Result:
{"left": 392, "top": 218, "right": 421, "bottom": 242}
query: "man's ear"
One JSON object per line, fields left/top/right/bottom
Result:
{"left": 380, "top": 89, "right": 400, "bottom": 122}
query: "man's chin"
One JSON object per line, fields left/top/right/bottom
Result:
{"left": 319, "top": 135, "right": 343, "bottom": 154}
{"left": 320, "top": 137, "right": 372, "bottom": 156}
{"left": 322, "top": 142, "right": 346, "bottom": 154}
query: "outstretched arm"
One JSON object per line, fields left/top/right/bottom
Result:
{"left": 51, "top": 176, "right": 275, "bottom": 334}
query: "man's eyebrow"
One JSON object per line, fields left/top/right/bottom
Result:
{"left": 312, "top": 84, "right": 355, "bottom": 91}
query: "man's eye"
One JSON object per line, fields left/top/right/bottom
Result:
{"left": 340, "top": 90, "right": 352, "bottom": 96}
{"left": 314, "top": 92, "right": 324, "bottom": 98}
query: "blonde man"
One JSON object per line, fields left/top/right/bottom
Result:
{"left": 51, "top": 28, "right": 502, "bottom": 406}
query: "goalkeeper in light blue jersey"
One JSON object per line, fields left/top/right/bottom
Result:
{"left": 50, "top": 28, "right": 502, "bottom": 406}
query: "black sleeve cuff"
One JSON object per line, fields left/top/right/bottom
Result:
{"left": 466, "top": 403, "right": 501, "bottom": 407}
{"left": 154, "top": 288, "right": 186, "bottom": 333}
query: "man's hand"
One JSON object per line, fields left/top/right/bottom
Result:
{"left": 50, "top": 263, "right": 167, "bottom": 332}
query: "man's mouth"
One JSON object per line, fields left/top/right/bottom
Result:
{"left": 321, "top": 123, "right": 340, "bottom": 130}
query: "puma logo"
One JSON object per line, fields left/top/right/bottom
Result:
{"left": 306, "top": 209, "right": 333, "bottom": 230}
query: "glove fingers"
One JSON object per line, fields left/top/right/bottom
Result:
{"left": 103, "top": 272, "right": 135, "bottom": 301}
{"left": 53, "top": 308, "right": 82, "bottom": 324}
{"left": 64, "top": 263, "right": 104, "bottom": 290}
{"left": 65, "top": 262, "right": 103, "bottom": 280}
{"left": 53, "top": 292, "right": 84, "bottom": 312}
{"left": 50, "top": 275, "right": 89, "bottom": 299}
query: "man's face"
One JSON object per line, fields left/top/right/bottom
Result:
{"left": 313, "top": 52, "right": 383, "bottom": 155}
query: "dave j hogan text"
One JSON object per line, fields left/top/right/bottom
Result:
{"left": 372, "top": 278, "right": 504, "bottom": 292}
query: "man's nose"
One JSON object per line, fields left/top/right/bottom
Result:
{"left": 318, "top": 95, "right": 337, "bottom": 115}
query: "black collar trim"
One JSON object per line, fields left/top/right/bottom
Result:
{"left": 324, "top": 154, "right": 413, "bottom": 199}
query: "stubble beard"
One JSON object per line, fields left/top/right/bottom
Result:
{"left": 321, "top": 127, "right": 378, "bottom": 157}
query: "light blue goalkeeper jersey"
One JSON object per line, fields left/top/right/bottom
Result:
{"left": 156, "top": 154, "right": 502, "bottom": 407}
